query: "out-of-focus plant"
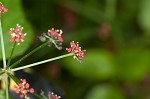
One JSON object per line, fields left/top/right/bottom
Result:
{"left": 0, "top": 1, "right": 85, "bottom": 99}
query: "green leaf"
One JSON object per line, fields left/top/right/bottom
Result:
{"left": 63, "top": 49, "right": 116, "bottom": 81}
{"left": 0, "top": 90, "right": 5, "bottom": 99}
{"left": 115, "top": 48, "right": 150, "bottom": 82}
{"left": 53, "top": 0, "right": 106, "bottom": 24}
{"left": 0, "top": 0, "right": 33, "bottom": 59}
{"left": 85, "top": 84, "right": 125, "bottom": 99}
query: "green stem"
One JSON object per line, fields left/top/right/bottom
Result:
{"left": 52, "top": 40, "right": 62, "bottom": 50}
{"left": 6, "top": 43, "right": 16, "bottom": 68}
{"left": 9, "top": 41, "right": 49, "bottom": 69}
{"left": 0, "top": 18, "right": 6, "bottom": 68}
{"left": 11, "top": 53, "right": 73, "bottom": 71}
{"left": 5, "top": 76, "right": 9, "bottom": 99}
{"left": 7, "top": 72, "right": 20, "bottom": 84}
{"left": 33, "top": 93, "right": 44, "bottom": 99}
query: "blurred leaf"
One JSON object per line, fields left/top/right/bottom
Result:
{"left": 85, "top": 84, "right": 125, "bottom": 99}
{"left": 63, "top": 49, "right": 116, "bottom": 81}
{"left": 53, "top": 0, "right": 106, "bottom": 24}
{"left": 65, "top": 27, "right": 97, "bottom": 42}
{"left": 138, "top": 0, "right": 150, "bottom": 34}
{"left": 0, "top": 0, "right": 33, "bottom": 59}
{"left": 115, "top": 48, "right": 150, "bottom": 82}
{"left": 0, "top": 90, "right": 5, "bottom": 99}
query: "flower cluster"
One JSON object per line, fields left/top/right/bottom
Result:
{"left": 47, "top": 28, "right": 63, "bottom": 42}
{"left": 48, "top": 92, "right": 61, "bottom": 99}
{"left": 0, "top": 1, "right": 86, "bottom": 99}
{"left": 9, "top": 24, "right": 27, "bottom": 45}
{"left": 66, "top": 41, "right": 85, "bottom": 62}
{"left": 41, "top": 91, "right": 61, "bottom": 99}
{"left": 14, "top": 79, "right": 34, "bottom": 99}
{"left": 39, "top": 28, "right": 63, "bottom": 50}
{"left": 0, "top": 2, "right": 8, "bottom": 14}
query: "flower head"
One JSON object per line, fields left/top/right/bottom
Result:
{"left": 66, "top": 41, "right": 85, "bottom": 62}
{"left": 41, "top": 91, "right": 61, "bottom": 99}
{"left": 9, "top": 24, "right": 27, "bottom": 45}
{"left": 39, "top": 28, "right": 63, "bottom": 50}
{"left": 14, "top": 79, "right": 34, "bottom": 99}
{"left": 0, "top": 2, "right": 8, "bottom": 15}
{"left": 48, "top": 92, "right": 61, "bottom": 99}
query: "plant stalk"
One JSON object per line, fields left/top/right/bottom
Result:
{"left": 6, "top": 43, "right": 16, "bottom": 68}
{"left": 33, "top": 93, "right": 44, "bottom": 99}
{"left": 0, "top": 18, "right": 6, "bottom": 68}
{"left": 5, "top": 76, "right": 9, "bottom": 99}
{"left": 9, "top": 41, "right": 49, "bottom": 68}
{"left": 11, "top": 53, "right": 73, "bottom": 71}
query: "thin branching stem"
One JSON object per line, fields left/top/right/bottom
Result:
{"left": 9, "top": 41, "right": 49, "bottom": 69}
{"left": 6, "top": 43, "right": 16, "bottom": 68}
{"left": 0, "top": 18, "right": 6, "bottom": 68}
{"left": 11, "top": 53, "right": 73, "bottom": 71}
{"left": 33, "top": 93, "right": 45, "bottom": 99}
{"left": 5, "top": 76, "right": 9, "bottom": 99}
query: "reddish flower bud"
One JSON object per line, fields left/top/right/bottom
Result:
{"left": 20, "top": 94, "right": 24, "bottom": 98}
{"left": 25, "top": 83, "right": 30, "bottom": 88}
{"left": 29, "top": 88, "right": 34, "bottom": 93}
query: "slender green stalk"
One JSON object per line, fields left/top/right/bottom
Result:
{"left": 5, "top": 76, "right": 9, "bottom": 99}
{"left": 33, "top": 93, "right": 44, "bottom": 99}
{"left": 0, "top": 18, "right": 6, "bottom": 68}
{"left": 6, "top": 43, "right": 16, "bottom": 68}
{"left": 52, "top": 40, "right": 62, "bottom": 50}
{"left": 7, "top": 72, "right": 19, "bottom": 84}
{"left": 11, "top": 53, "right": 73, "bottom": 71}
{"left": 9, "top": 41, "right": 49, "bottom": 68}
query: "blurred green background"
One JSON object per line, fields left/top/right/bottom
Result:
{"left": 1, "top": 0, "right": 150, "bottom": 99}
